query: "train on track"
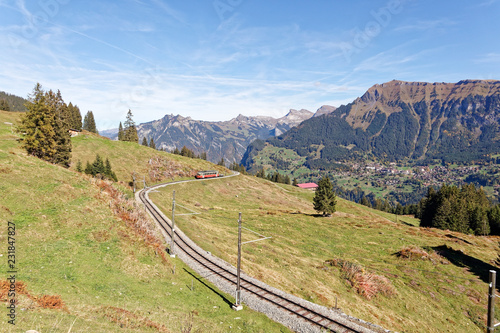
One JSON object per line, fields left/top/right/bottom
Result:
{"left": 195, "top": 170, "right": 223, "bottom": 179}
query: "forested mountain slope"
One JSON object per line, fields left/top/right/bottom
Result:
{"left": 243, "top": 80, "right": 500, "bottom": 171}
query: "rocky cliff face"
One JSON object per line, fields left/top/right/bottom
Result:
{"left": 136, "top": 108, "right": 321, "bottom": 163}
{"left": 243, "top": 80, "right": 500, "bottom": 171}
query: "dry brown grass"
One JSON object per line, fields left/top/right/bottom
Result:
{"left": 147, "top": 156, "right": 196, "bottom": 182}
{"left": 100, "top": 306, "right": 172, "bottom": 332}
{"left": 325, "top": 259, "right": 397, "bottom": 300}
{"left": 94, "top": 179, "right": 172, "bottom": 267}
{"left": 0, "top": 280, "right": 67, "bottom": 310}
{"left": 395, "top": 245, "right": 449, "bottom": 265}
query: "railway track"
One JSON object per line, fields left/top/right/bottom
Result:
{"left": 138, "top": 178, "right": 378, "bottom": 333}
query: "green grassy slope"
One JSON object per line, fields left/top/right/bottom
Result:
{"left": 149, "top": 175, "right": 499, "bottom": 333}
{"left": 0, "top": 111, "right": 289, "bottom": 333}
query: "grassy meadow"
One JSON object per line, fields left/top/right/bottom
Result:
{"left": 149, "top": 175, "right": 499, "bottom": 333}
{"left": 0, "top": 111, "right": 290, "bottom": 333}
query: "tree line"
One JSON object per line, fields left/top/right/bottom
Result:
{"left": 0, "top": 91, "right": 28, "bottom": 112}
{"left": 417, "top": 184, "right": 500, "bottom": 235}
{"left": 254, "top": 168, "right": 291, "bottom": 185}
{"left": 171, "top": 145, "right": 207, "bottom": 160}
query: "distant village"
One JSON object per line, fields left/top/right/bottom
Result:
{"left": 330, "top": 161, "right": 500, "bottom": 199}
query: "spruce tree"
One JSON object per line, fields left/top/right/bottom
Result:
{"left": 76, "top": 160, "right": 82, "bottom": 172}
{"left": 313, "top": 176, "right": 337, "bottom": 216}
{"left": 142, "top": 137, "right": 148, "bottom": 146}
{"left": 149, "top": 138, "right": 156, "bottom": 150}
{"left": 123, "top": 109, "right": 138, "bottom": 142}
{"left": 0, "top": 99, "right": 10, "bottom": 111}
{"left": 68, "top": 102, "right": 82, "bottom": 130}
{"left": 83, "top": 111, "right": 98, "bottom": 134}
{"left": 19, "top": 83, "right": 71, "bottom": 167}
{"left": 84, "top": 161, "right": 92, "bottom": 175}
{"left": 105, "top": 158, "right": 118, "bottom": 181}
{"left": 118, "top": 122, "right": 124, "bottom": 141}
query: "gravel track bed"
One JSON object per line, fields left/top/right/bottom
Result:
{"left": 138, "top": 181, "right": 390, "bottom": 333}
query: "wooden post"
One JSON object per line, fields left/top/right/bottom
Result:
{"left": 233, "top": 212, "right": 243, "bottom": 311}
{"left": 170, "top": 191, "right": 176, "bottom": 258}
{"left": 132, "top": 172, "right": 136, "bottom": 194}
{"left": 488, "top": 270, "right": 496, "bottom": 332}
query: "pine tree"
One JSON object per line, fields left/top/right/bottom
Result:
{"left": 313, "top": 176, "right": 337, "bottom": 216}
{"left": 0, "top": 99, "right": 10, "bottom": 111}
{"left": 105, "top": 158, "right": 118, "bottom": 181}
{"left": 68, "top": 102, "right": 82, "bottom": 130}
{"left": 92, "top": 154, "right": 105, "bottom": 177}
{"left": 45, "top": 90, "right": 72, "bottom": 167}
{"left": 118, "top": 122, "right": 124, "bottom": 141}
{"left": 142, "top": 137, "right": 148, "bottom": 146}
{"left": 149, "top": 138, "right": 156, "bottom": 150}
{"left": 84, "top": 161, "right": 92, "bottom": 175}
{"left": 123, "top": 109, "right": 138, "bottom": 142}
{"left": 19, "top": 83, "right": 71, "bottom": 167}
{"left": 76, "top": 160, "right": 82, "bottom": 172}
{"left": 83, "top": 111, "right": 98, "bottom": 134}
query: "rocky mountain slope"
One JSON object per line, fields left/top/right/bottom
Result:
{"left": 135, "top": 108, "right": 325, "bottom": 163}
{"left": 242, "top": 80, "right": 500, "bottom": 172}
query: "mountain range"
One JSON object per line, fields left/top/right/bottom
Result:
{"left": 242, "top": 79, "right": 500, "bottom": 172}
{"left": 104, "top": 107, "right": 336, "bottom": 163}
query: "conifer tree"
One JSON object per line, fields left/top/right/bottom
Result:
{"left": 84, "top": 161, "right": 92, "bottom": 174}
{"left": 149, "top": 138, "right": 156, "bottom": 150}
{"left": 313, "top": 176, "right": 337, "bottom": 216}
{"left": 142, "top": 137, "right": 148, "bottom": 146}
{"left": 105, "top": 158, "right": 118, "bottom": 181}
{"left": 76, "top": 160, "right": 82, "bottom": 172}
{"left": 118, "top": 122, "right": 124, "bottom": 141}
{"left": 68, "top": 102, "right": 82, "bottom": 130}
{"left": 0, "top": 99, "right": 10, "bottom": 111}
{"left": 123, "top": 109, "right": 138, "bottom": 142}
{"left": 92, "top": 154, "right": 105, "bottom": 176}
{"left": 83, "top": 111, "right": 98, "bottom": 134}
{"left": 19, "top": 83, "right": 71, "bottom": 167}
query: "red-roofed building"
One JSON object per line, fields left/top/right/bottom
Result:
{"left": 296, "top": 183, "right": 318, "bottom": 190}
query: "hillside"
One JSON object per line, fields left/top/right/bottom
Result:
{"left": 243, "top": 80, "right": 500, "bottom": 172}
{"left": 0, "top": 111, "right": 289, "bottom": 332}
{"left": 0, "top": 91, "right": 27, "bottom": 112}
{"left": 149, "top": 174, "right": 499, "bottom": 332}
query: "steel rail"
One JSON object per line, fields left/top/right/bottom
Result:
{"left": 138, "top": 178, "right": 368, "bottom": 333}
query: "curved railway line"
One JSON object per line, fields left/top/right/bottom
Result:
{"left": 138, "top": 177, "right": 382, "bottom": 333}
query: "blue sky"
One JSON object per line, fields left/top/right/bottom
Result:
{"left": 1, "top": 0, "right": 499, "bottom": 130}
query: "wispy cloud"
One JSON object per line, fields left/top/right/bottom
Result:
{"left": 394, "top": 18, "right": 456, "bottom": 32}
{"left": 474, "top": 53, "right": 500, "bottom": 64}
{"left": 477, "top": 0, "right": 498, "bottom": 7}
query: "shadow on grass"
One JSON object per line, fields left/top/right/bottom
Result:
{"left": 433, "top": 245, "right": 499, "bottom": 287}
{"left": 291, "top": 212, "right": 331, "bottom": 218}
{"left": 183, "top": 268, "right": 234, "bottom": 308}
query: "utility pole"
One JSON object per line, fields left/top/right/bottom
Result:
{"left": 143, "top": 176, "right": 146, "bottom": 189}
{"left": 170, "top": 190, "right": 176, "bottom": 258}
{"left": 488, "top": 270, "right": 497, "bottom": 332}
{"left": 233, "top": 212, "right": 243, "bottom": 311}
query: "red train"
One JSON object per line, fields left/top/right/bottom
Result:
{"left": 195, "top": 170, "right": 222, "bottom": 179}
